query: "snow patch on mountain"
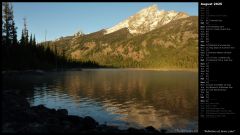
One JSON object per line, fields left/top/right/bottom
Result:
{"left": 105, "top": 4, "right": 189, "bottom": 35}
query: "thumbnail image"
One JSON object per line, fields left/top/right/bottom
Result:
{"left": 2, "top": 2, "right": 198, "bottom": 133}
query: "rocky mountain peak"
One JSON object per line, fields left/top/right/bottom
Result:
{"left": 105, "top": 5, "right": 189, "bottom": 35}
{"left": 138, "top": 4, "right": 158, "bottom": 14}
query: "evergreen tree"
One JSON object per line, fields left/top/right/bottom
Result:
{"left": 9, "top": 3, "right": 17, "bottom": 45}
{"left": 2, "top": 2, "right": 11, "bottom": 45}
{"left": 11, "top": 20, "right": 18, "bottom": 45}
{"left": 29, "top": 34, "right": 33, "bottom": 46}
{"left": 20, "top": 30, "right": 25, "bottom": 46}
{"left": 20, "top": 17, "right": 29, "bottom": 46}
{"left": 2, "top": 2, "right": 18, "bottom": 46}
{"left": 54, "top": 44, "right": 58, "bottom": 54}
{"left": 2, "top": 7, "right": 6, "bottom": 45}
{"left": 33, "top": 34, "right": 36, "bottom": 46}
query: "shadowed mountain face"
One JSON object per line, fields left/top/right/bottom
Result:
{"left": 46, "top": 5, "right": 198, "bottom": 69}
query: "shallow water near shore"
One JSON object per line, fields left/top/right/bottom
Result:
{"left": 2, "top": 69, "right": 198, "bottom": 132}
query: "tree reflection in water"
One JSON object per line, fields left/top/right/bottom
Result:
{"left": 3, "top": 69, "right": 198, "bottom": 132}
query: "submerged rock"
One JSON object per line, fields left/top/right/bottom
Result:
{"left": 145, "top": 126, "right": 160, "bottom": 133}
{"left": 128, "top": 127, "right": 145, "bottom": 133}
{"left": 57, "top": 109, "right": 68, "bottom": 116}
{"left": 160, "top": 129, "right": 167, "bottom": 133}
{"left": 83, "top": 116, "right": 99, "bottom": 129}
{"left": 66, "top": 115, "right": 83, "bottom": 125}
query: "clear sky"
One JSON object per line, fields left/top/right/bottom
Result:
{"left": 12, "top": 2, "right": 198, "bottom": 42}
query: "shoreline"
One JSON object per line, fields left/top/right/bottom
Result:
{"left": 2, "top": 89, "right": 166, "bottom": 133}
{"left": 100, "top": 68, "right": 198, "bottom": 72}
{"left": 2, "top": 67, "right": 198, "bottom": 73}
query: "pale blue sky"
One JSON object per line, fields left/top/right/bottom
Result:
{"left": 12, "top": 2, "right": 198, "bottom": 42}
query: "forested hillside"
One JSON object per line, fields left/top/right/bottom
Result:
{"left": 47, "top": 16, "right": 198, "bottom": 69}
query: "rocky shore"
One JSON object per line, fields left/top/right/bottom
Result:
{"left": 2, "top": 89, "right": 166, "bottom": 133}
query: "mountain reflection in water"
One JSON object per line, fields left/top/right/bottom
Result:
{"left": 3, "top": 69, "right": 198, "bottom": 132}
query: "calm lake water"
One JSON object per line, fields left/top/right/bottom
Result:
{"left": 3, "top": 69, "right": 198, "bottom": 132}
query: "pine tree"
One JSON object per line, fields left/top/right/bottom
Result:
{"left": 2, "top": 2, "right": 18, "bottom": 46}
{"left": 11, "top": 20, "right": 18, "bottom": 45}
{"left": 2, "top": 7, "right": 6, "bottom": 45}
{"left": 29, "top": 34, "right": 33, "bottom": 46}
{"left": 9, "top": 3, "right": 17, "bottom": 45}
{"left": 24, "top": 18, "right": 29, "bottom": 46}
{"left": 33, "top": 34, "right": 36, "bottom": 46}
{"left": 20, "top": 30, "right": 25, "bottom": 46}
{"left": 20, "top": 17, "right": 29, "bottom": 46}
{"left": 54, "top": 44, "right": 58, "bottom": 69}
{"left": 2, "top": 2, "right": 11, "bottom": 45}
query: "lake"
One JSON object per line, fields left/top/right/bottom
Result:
{"left": 2, "top": 69, "right": 198, "bottom": 132}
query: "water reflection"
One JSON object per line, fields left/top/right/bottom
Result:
{"left": 3, "top": 69, "right": 198, "bottom": 132}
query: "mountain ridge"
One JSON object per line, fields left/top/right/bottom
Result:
{"left": 45, "top": 16, "right": 198, "bottom": 68}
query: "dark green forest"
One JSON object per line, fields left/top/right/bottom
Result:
{"left": 2, "top": 2, "right": 100, "bottom": 70}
